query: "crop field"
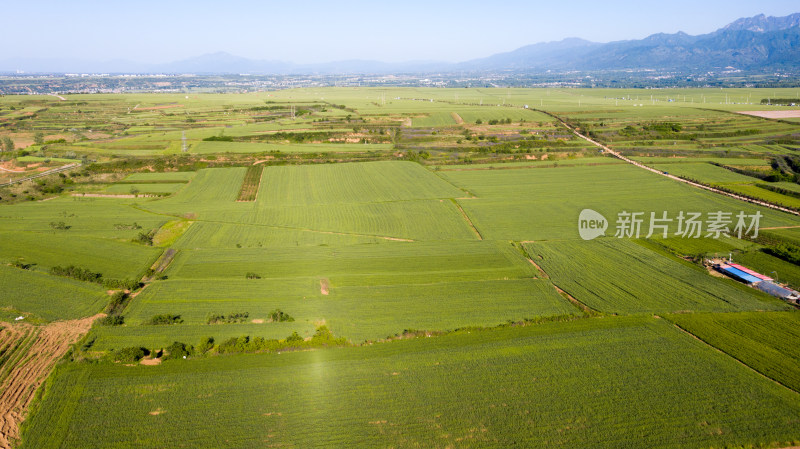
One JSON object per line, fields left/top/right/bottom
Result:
{"left": 524, "top": 239, "right": 787, "bottom": 314}
{"left": 191, "top": 141, "right": 393, "bottom": 154}
{"left": 714, "top": 182, "right": 800, "bottom": 209}
{"left": 411, "top": 111, "right": 457, "bottom": 127}
{"left": 172, "top": 221, "right": 386, "bottom": 248}
{"left": 1, "top": 88, "right": 800, "bottom": 449}
{"left": 23, "top": 317, "right": 800, "bottom": 449}
{"left": 0, "top": 264, "right": 108, "bottom": 321}
{"left": 667, "top": 312, "right": 800, "bottom": 392}
{"left": 0, "top": 231, "right": 161, "bottom": 280}
{"left": 647, "top": 161, "right": 763, "bottom": 183}
{"left": 442, "top": 163, "right": 797, "bottom": 241}
{"left": 122, "top": 277, "right": 575, "bottom": 344}
{"left": 256, "top": 161, "right": 464, "bottom": 205}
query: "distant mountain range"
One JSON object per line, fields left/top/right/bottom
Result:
{"left": 2, "top": 13, "right": 799, "bottom": 75}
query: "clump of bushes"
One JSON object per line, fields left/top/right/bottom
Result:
{"left": 103, "top": 278, "right": 141, "bottom": 291}
{"left": 245, "top": 272, "right": 261, "bottom": 279}
{"left": 207, "top": 312, "right": 249, "bottom": 324}
{"left": 98, "top": 315, "right": 125, "bottom": 326}
{"left": 196, "top": 337, "right": 215, "bottom": 354}
{"left": 51, "top": 265, "right": 102, "bottom": 283}
{"left": 269, "top": 309, "right": 294, "bottom": 322}
{"left": 49, "top": 221, "right": 71, "bottom": 230}
{"left": 215, "top": 326, "right": 345, "bottom": 355}
{"left": 202, "top": 135, "right": 234, "bottom": 142}
{"left": 11, "top": 259, "right": 33, "bottom": 270}
{"left": 163, "top": 341, "right": 193, "bottom": 360}
{"left": 134, "top": 231, "right": 154, "bottom": 246}
{"left": 144, "top": 314, "right": 183, "bottom": 325}
{"left": 112, "top": 347, "right": 148, "bottom": 363}
{"left": 50, "top": 265, "right": 139, "bottom": 291}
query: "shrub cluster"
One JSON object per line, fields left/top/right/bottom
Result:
{"left": 112, "top": 347, "right": 148, "bottom": 363}
{"left": 144, "top": 314, "right": 183, "bottom": 325}
{"left": 207, "top": 312, "right": 249, "bottom": 324}
{"left": 50, "top": 265, "right": 102, "bottom": 283}
{"left": 216, "top": 326, "right": 344, "bottom": 354}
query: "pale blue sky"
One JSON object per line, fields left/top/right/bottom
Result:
{"left": 3, "top": 0, "right": 798, "bottom": 63}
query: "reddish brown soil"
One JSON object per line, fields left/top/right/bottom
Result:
{"left": 320, "top": 279, "right": 330, "bottom": 296}
{"left": 0, "top": 314, "right": 103, "bottom": 449}
{"left": 737, "top": 110, "right": 800, "bottom": 119}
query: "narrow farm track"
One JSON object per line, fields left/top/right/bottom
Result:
{"left": 0, "top": 315, "right": 102, "bottom": 449}
{"left": 451, "top": 199, "right": 483, "bottom": 240}
{"left": 0, "top": 163, "right": 81, "bottom": 188}
{"left": 546, "top": 112, "right": 800, "bottom": 216}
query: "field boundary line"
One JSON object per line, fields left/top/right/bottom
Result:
{"left": 551, "top": 283, "right": 597, "bottom": 316}
{"left": 450, "top": 199, "right": 483, "bottom": 240}
{"left": 669, "top": 321, "right": 800, "bottom": 396}
{"left": 537, "top": 110, "right": 800, "bottom": 216}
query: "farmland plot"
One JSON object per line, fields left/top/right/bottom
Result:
{"left": 443, "top": 164, "right": 797, "bottom": 241}
{"left": 23, "top": 317, "right": 800, "bottom": 448}
{"left": 524, "top": 239, "right": 788, "bottom": 314}
{"left": 667, "top": 312, "right": 800, "bottom": 392}
{"left": 121, "top": 278, "right": 573, "bottom": 344}
{"left": 0, "top": 265, "right": 108, "bottom": 321}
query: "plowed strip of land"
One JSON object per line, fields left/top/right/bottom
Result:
{"left": 237, "top": 166, "right": 263, "bottom": 202}
{"left": 451, "top": 112, "right": 464, "bottom": 124}
{"left": 0, "top": 315, "right": 102, "bottom": 449}
{"left": 737, "top": 110, "right": 800, "bottom": 119}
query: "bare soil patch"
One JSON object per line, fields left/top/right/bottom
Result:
{"left": 527, "top": 259, "right": 549, "bottom": 279}
{"left": 135, "top": 104, "right": 183, "bottom": 111}
{"left": 0, "top": 314, "right": 103, "bottom": 449}
{"left": 140, "top": 357, "right": 162, "bottom": 366}
{"left": 737, "top": 110, "right": 800, "bottom": 119}
{"left": 251, "top": 319, "right": 265, "bottom": 324}
{"left": 320, "top": 279, "right": 330, "bottom": 296}
{"left": 450, "top": 112, "right": 464, "bottom": 124}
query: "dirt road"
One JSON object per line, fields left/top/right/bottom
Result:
{"left": 548, "top": 114, "right": 799, "bottom": 216}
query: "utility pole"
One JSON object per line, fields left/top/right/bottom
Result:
{"left": 181, "top": 131, "right": 187, "bottom": 152}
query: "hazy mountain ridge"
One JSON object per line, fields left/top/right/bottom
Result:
{"left": 1, "top": 13, "right": 798, "bottom": 74}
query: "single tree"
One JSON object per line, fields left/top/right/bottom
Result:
{"left": 1, "top": 136, "right": 14, "bottom": 152}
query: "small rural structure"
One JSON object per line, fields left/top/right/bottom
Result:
{"left": 713, "top": 262, "right": 800, "bottom": 304}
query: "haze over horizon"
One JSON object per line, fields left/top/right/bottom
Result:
{"left": 3, "top": 0, "right": 799, "bottom": 65}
